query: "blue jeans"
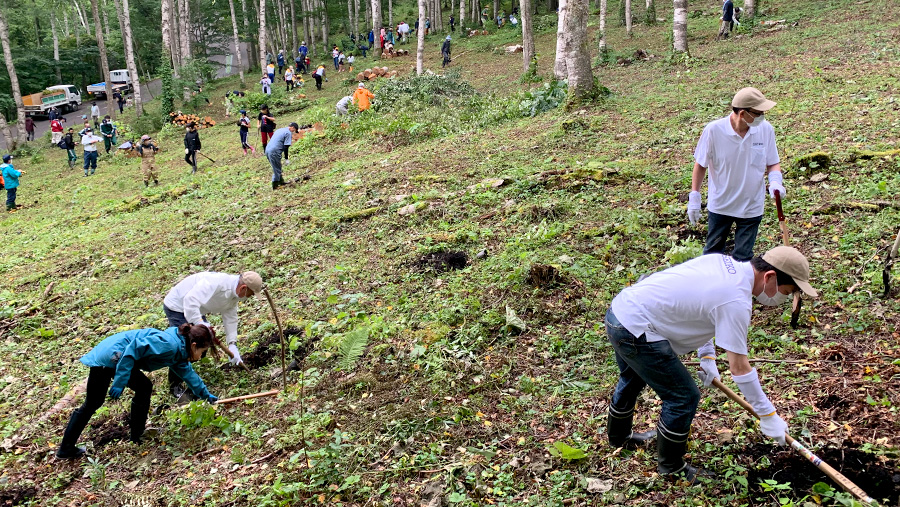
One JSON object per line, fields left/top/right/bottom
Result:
{"left": 704, "top": 211, "right": 763, "bottom": 262}
{"left": 267, "top": 149, "right": 283, "bottom": 182}
{"left": 333, "top": 57, "right": 339, "bottom": 70}
{"left": 6, "top": 188, "right": 16, "bottom": 209}
{"left": 83, "top": 151, "right": 98, "bottom": 173}
{"left": 605, "top": 308, "right": 700, "bottom": 440}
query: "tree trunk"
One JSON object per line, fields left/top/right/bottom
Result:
{"left": 521, "top": 0, "right": 533, "bottom": 73}
{"left": 277, "top": 0, "right": 289, "bottom": 53}
{"left": 598, "top": 0, "right": 607, "bottom": 55}
{"left": 228, "top": 0, "right": 246, "bottom": 84}
{"left": 306, "top": 0, "right": 317, "bottom": 57}
{"left": 102, "top": 0, "right": 111, "bottom": 40}
{"left": 645, "top": 0, "right": 655, "bottom": 24}
{"left": 553, "top": 0, "right": 568, "bottom": 79}
{"left": 564, "top": 0, "right": 592, "bottom": 97}
{"left": 354, "top": 0, "right": 360, "bottom": 37}
{"left": 0, "top": 113, "right": 14, "bottom": 151}
{"left": 90, "top": 0, "right": 115, "bottom": 120}
{"left": 64, "top": 10, "right": 71, "bottom": 37}
{"left": 388, "top": 0, "right": 393, "bottom": 27}
{"left": 115, "top": 0, "right": 143, "bottom": 115}
{"left": 51, "top": 15, "right": 62, "bottom": 83}
{"left": 0, "top": 11, "right": 26, "bottom": 148}
{"left": 493, "top": 0, "right": 498, "bottom": 23}
{"left": 372, "top": 0, "right": 382, "bottom": 55}
{"left": 258, "top": 0, "right": 267, "bottom": 67}
{"left": 290, "top": 0, "right": 298, "bottom": 53}
{"left": 241, "top": 0, "right": 257, "bottom": 69}
{"left": 320, "top": 0, "right": 328, "bottom": 53}
{"left": 416, "top": 0, "right": 425, "bottom": 74}
{"left": 672, "top": 0, "right": 687, "bottom": 53}
{"left": 179, "top": 0, "right": 191, "bottom": 61}
{"left": 459, "top": 0, "right": 464, "bottom": 32}
{"left": 624, "top": 0, "right": 632, "bottom": 36}
{"left": 435, "top": 0, "right": 442, "bottom": 30}
{"left": 162, "top": 0, "right": 175, "bottom": 67}
{"left": 744, "top": 0, "right": 754, "bottom": 18}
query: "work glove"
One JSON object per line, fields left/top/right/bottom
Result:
{"left": 108, "top": 387, "right": 124, "bottom": 400}
{"left": 283, "top": 158, "right": 291, "bottom": 165}
{"left": 759, "top": 412, "right": 788, "bottom": 445}
{"left": 228, "top": 343, "right": 243, "bottom": 366}
{"left": 207, "top": 395, "right": 219, "bottom": 404}
{"left": 697, "top": 358, "right": 721, "bottom": 387}
{"left": 768, "top": 171, "right": 786, "bottom": 200}
{"left": 185, "top": 148, "right": 190, "bottom": 155}
{"left": 687, "top": 191, "right": 702, "bottom": 226}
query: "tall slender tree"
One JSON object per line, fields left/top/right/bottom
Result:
{"left": 624, "top": 0, "right": 632, "bottom": 36}
{"left": 114, "top": 0, "right": 143, "bottom": 115}
{"left": 458, "top": 0, "right": 465, "bottom": 32}
{"left": 353, "top": 0, "right": 360, "bottom": 37}
{"left": 371, "top": 0, "right": 382, "bottom": 56}
{"left": 553, "top": 0, "right": 568, "bottom": 78}
{"left": 521, "top": 0, "right": 533, "bottom": 73}
{"left": 162, "top": 0, "right": 174, "bottom": 65}
{"left": 178, "top": 0, "right": 191, "bottom": 61}
{"left": 51, "top": 14, "right": 62, "bottom": 83}
{"left": 672, "top": 0, "right": 687, "bottom": 53}
{"left": 563, "top": 0, "right": 592, "bottom": 97}
{"left": 290, "top": 0, "right": 298, "bottom": 54}
{"left": 0, "top": 10, "right": 26, "bottom": 147}
{"left": 0, "top": 113, "right": 13, "bottom": 151}
{"left": 319, "top": 0, "right": 328, "bottom": 53}
{"left": 228, "top": 0, "right": 246, "bottom": 84}
{"left": 744, "top": 0, "right": 754, "bottom": 18}
{"left": 598, "top": 0, "right": 608, "bottom": 57}
{"left": 90, "top": 0, "right": 115, "bottom": 120}
{"left": 241, "top": 0, "right": 257, "bottom": 68}
{"left": 416, "top": 0, "right": 425, "bottom": 74}
{"left": 259, "top": 0, "right": 267, "bottom": 67}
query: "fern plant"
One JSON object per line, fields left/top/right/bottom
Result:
{"left": 338, "top": 327, "right": 370, "bottom": 370}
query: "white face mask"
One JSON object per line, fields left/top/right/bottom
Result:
{"left": 744, "top": 113, "right": 765, "bottom": 128}
{"left": 756, "top": 280, "right": 789, "bottom": 306}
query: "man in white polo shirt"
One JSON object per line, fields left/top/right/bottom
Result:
{"left": 603, "top": 246, "right": 816, "bottom": 482}
{"left": 687, "top": 87, "right": 786, "bottom": 261}
{"left": 163, "top": 271, "right": 263, "bottom": 397}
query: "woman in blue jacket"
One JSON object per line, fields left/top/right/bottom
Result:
{"left": 56, "top": 323, "right": 220, "bottom": 459}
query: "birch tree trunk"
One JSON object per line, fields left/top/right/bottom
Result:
{"left": 354, "top": 0, "right": 360, "bottom": 37}
{"left": 179, "top": 0, "right": 191, "bottom": 61}
{"left": 89, "top": 0, "right": 115, "bottom": 120}
{"left": 521, "top": 0, "right": 534, "bottom": 73}
{"left": 493, "top": 0, "right": 498, "bottom": 22}
{"left": 241, "top": 0, "right": 257, "bottom": 69}
{"left": 672, "top": 0, "right": 687, "bottom": 53}
{"left": 624, "top": 0, "right": 632, "bottom": 36}
{"left": 564, "top": 0, "right": 592, "bottom": 97}
{"left": 0, "top": 113, "right": 14, "bottom": 151}
{"left": 290, "top": 0, "right": 298, "bottom": 52}
{"left": 114, "top": 0, "right": 143, "bottom": 115}
{"left": 744, "top": 0, "right": 754, "bottom": 18}
{"left": 553, "top": 0, "right": 568, "bottom": 79}
{"left": 306, "top": 0, "right": 317, "bottom": 57}
{"left": 259, "top": 0, "right": 268, "bottom": 67}
{"left": 102, "top": 0, "right": 111, "bottom": 40}
{"left": 320, "top": 0, "right": 328, "bottom": 52}
{"left": 0, "top": 12, "right": 26, "bottom": 148}
{"left": 64, "top": 11, "right": 71, "bottom": 37}
{"left": 227, "top": 0, "right": 246, "bottom": 84}
{"left": 416, "top": 0, "right": 425, "bottom": 74}
{"left": 51, "top": 15, "right": 62, "bottom": 83}
{"left": 598, "top": 0, "right": 607, "bottom": 55}
{"left": 459, "top": 0, "right": 464, "bottom": 32}
{"left": 372, "top": 0, "right": 382, "bottom": 55}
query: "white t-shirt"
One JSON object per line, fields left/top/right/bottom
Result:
{"left": 610, "top": 254, "right": 754, "bottom": 356}
{"left": 337, "top": 96, "right": 352, "bottom": 108}
{"left": 90, "top": 105, "right": 100, "bottom": 116}
{"left": 693, "top": 116, "right": 780, "bottom": 218}
{"left": 81, "top": 134, "right": 100, "bottom": 151}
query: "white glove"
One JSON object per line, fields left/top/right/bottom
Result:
{"left": 228, "top": 343, "right": 243, "bottom": 365}
{"left": 697, "top": 358, "right": 721, "bottom": 387}
{"left": 185, "top": 148, "right": 189, "bottom": 154}
{"left": 768, "top": 171, "right": 786, "bottom": 199}
{"left": 283, "top": 158, "right": 291, "bottom": 165}
{"left": 759, "top": 413, "right": 788, "bottom": 445}
{"left": 687, "top": 191, "right": 702, "bottom": 226}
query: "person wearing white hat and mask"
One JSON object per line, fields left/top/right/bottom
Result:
{"left": 162, "top": 271, "right": 263, "bottom": 397}
{"left": 603, "top": 246, "right": 817, "bottom": 483}
{"left": 687, "top": 87, "right": 785, "bottom": 262}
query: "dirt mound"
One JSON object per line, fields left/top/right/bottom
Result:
{"left": 745, "top": 443, "right": 900, "bottom": 505}
{"left": 415, "top": 251, "right": 468, "bottom": 272}
{"left": 241, "top": 327, "right": 305, "bottom": 369}
{"left": 0, "top": 486, "right": 37, "bottom": 505}
{"left": 91, "top": 414, "right": 131, "bottom": 447}
{"left": 526, "top": 264, "right": 564, "bottom": 288}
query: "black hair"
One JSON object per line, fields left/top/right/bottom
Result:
{"left": 177, "top": 323, "right": 222, "bottom": 360}
{"left": 750, "top": 256, "right": 796, "bottom": 287}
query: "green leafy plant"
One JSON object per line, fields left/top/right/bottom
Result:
{"left": 664, "top": 240, "right": 704, "bottom": 265}
{"left": 519, "top": 80, "right": 567, "bottom": 117}
{"left": 337, "top": 326, "right": 370, "bottom": 370}
{"left": 547, "top": 441, "right": 588, "bottom": 460}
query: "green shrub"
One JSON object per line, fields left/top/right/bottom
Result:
{"left": 519, "top": 79, "right": 567, "bottom": 117}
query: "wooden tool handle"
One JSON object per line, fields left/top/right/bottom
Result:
{"left": 774, "top": 189, "right": 785, "bottom": 222}
{"left": 215, "top": 340, "right": 251, "bottom": 372}
{"left": 215, "top": 389, "right": 279, "bottom": 404}
{"left": 710, "top": 379, "right": 874, "bottom": 504}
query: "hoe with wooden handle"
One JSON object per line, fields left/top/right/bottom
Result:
{"left": 773, "top": 190, "right": 802, "bottom": 328}
{"left": 711, "top": 378, "right": 875, "bottom": 505}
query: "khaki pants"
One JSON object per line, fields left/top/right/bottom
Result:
{"left": 141, "top": 159, "right": 158, "bottom": 182}
{"left": 719, "top": 20, "right": 732, "bottom": 37}
{"left": 51, "top": 131, "right": 63, "bottom": 145}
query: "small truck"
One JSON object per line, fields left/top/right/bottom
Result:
{"left": 86, "top": 69, "right": 133, "bottom": 98}
{"left": 23, "top": 85, "right": 83, "bottom": 117}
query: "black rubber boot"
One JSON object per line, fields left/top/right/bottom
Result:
{"left": 657, "top": 425, "right": 709, "bottom": 484}
{"left": 57, "top": 408, "right": 91, "bottom": 459}
{"left": 607, "top": 407, "right": 657, "bottom": 448}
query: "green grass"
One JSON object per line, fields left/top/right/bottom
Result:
{"left": 1, "top": 0, "right": 899, "bottom": 505}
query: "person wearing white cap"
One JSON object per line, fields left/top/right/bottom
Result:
{"left": 688, "top": 87, "right": 785, "bottom": 261}
{"left": 336, "top": 95, "right": 353, "bottom": 116}
{"left": 603, "top": 246, "right": 817, "bottom": 483}
{"left": 162, "top": 271, "right": 264, "bottom": 396}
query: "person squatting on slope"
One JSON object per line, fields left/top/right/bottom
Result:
{"left": 55, "top": 324, "right": 220, "bottom": 459}
{"left": 687, "top": 87, "right": 785, "bottom": 262}
{"left": 603, "top": 246, "right": 817, "bottom": 482}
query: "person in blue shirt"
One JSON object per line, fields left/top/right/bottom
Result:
{"left": 720, "top": 0, "right": 735, "bottom": 39}
{"left": 56, "top": 323, "right": 220, "bottom": 459}
{"left": 298, "top": 42, "right": 308, "bottom": 59}
{"left": 277, "top": 50, "right": 286, "bottom": 74}
{"left": 267, "top": 123, "right": 300, "bottom": 190}
{"left": 1, "top": 154, "right": 22, "bottom": 212}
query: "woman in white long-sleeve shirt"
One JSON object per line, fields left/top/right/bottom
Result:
{"left": 162, "top": 271, "right": 263, "bottom": 397}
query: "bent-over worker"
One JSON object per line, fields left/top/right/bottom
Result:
{"left": 267, "top": 123, "right": 301, "bottom": 190}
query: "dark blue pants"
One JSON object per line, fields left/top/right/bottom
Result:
{"left": 5, "top": 188, "right": 16, "bottom": 210}
{"left": 83, "top": 151, "right": 98, "bottom": 173}
{"left": 704, "top": 211, "right": 763, "bottom": 262}
{"left": 333, "top": 57, "right": 339, "bottom": 70}
{"left": 163, "top": 305, "right": 204, "bottom": 388}
{"left": 606, "top": 308, "right": 700, "bottom": 441}
{"left": 240, "top": 130, "right": 250, "bottom": 149}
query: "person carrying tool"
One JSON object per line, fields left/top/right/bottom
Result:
{"left": 257, "top": 105, "right": 276, "bottom": 150}
{"left": 136, "top": 135, "right": 159, "bottom": 187}
{"left": 99, "top": 116, "right": 117, "bottom": 155}
{"left": 352, "top": 83, "right": 374, "bottom": 112}
{"left": 183, "top": 121, "right": 201, "bottom": 174}
{"left": 687, "top": 87, "right": 785, "bottom": 262}
{"left": 162, "top": 271, "right": 263, "bottom": 398}
{"left": 238, "top": 110, "right": 255, "bottom": 155}
{"left": 267, "top": 123, "right": 301, "bottom": 190}
{"left": 55, "top": 323, "right": 220, "bottom": 459}
{"left": 602, "top": 246, "right": 817, "bottom": 482}
{"left": 63, "top": 128, "right": 78, "bottom": 169}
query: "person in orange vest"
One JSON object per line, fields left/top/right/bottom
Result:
{"left": 352, "top": 83, "right": 374, "bottom": 112}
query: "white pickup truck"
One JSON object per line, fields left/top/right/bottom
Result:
{"left": 23, "top": 85, "right": 83, "bottom": 117}
{"left": 87, "top": 69, "right": 133, "bottom": 98}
